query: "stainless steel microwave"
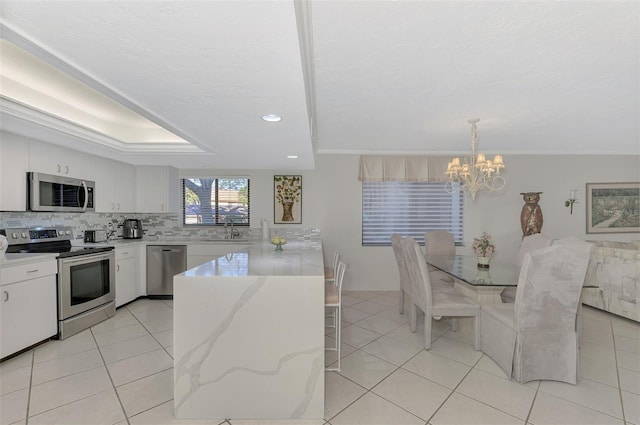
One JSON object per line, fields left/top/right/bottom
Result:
{"left": 28, "top": 172, "right": 95, "bottom": 212}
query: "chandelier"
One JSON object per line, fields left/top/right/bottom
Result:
{"left": 445, "top": 118, "right": 506, "bottom": 200}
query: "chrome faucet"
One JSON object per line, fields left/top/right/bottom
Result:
{"left": 224, "top": 217, "right": 240, "bottom": 239}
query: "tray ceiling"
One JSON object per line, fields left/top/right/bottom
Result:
{"left": 1, "top": 1, "right": 638, "bottom": 170}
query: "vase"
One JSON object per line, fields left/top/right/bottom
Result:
{"left": 477, "top": 256, "right": 491, "bottom": 268}
{"left": 281, "top": 201, "right": 295, "bottom": 222}
{"left": 274, "top": 243, "right": 283, "bottom": 252}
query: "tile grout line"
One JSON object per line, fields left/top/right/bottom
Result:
{"left": 524, "top": 380, "right": 541, "bottom": 425}
{"left": 90, "top": 324, "right": 131, "bottom": 425}
{"left": 611, "top": 317, "right": 628, "bottom": 424}
{"left": 23, "top": 349, "right": 35, "bottom": 425}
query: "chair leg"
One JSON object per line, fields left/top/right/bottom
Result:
{"left": 409, "top": 302, "right": 417, "bottom": 333}
{"left": 399, "top": 289, "right": 405, "bottom": 314}
{"left": 336, "top": 305, "right": 341, "bottom": 371}
{"left": 325, "top": 306, "right": 341, "bottom": 372}
{"left": 473, "top": 316, "right": 480, "bottom": 350}
{"left": 424, "top": 314, "right": 432, "bottom": 350}
{"left": 451, "top": 318, "right": 459, "bottom": 332}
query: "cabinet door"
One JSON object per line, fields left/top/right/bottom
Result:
{"left": 135, "top": 166, "right": 179, "bottom": 213}
{"left": 0, "top": 134, "right": 29, "bottom": 211}
{"left": 29, "top": 140, "right": 88, "bottom": 178}
{"left": 0, "top": 275, "right": 57, "bottom": 358}
{"left": 89, "top": 158, "right": 135, "bottom": 213}
{"left": 115, "top": 247, "right": 139, "bottom": 307}
{"left": 114, "top": 162, "right": 135, "bottom": 212}
{"left": 87, "top": 156, "right": 117, "bottom": 212}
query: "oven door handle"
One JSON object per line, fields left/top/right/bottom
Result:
{"left": 81, "top": 181, "right": 89, "bottom": 211}
{"left": 60, "top": 251, "right": 114, "bottom": 266}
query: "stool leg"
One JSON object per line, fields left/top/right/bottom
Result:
{"left": 336, "top": 305, "right": 341, "bottom": 371}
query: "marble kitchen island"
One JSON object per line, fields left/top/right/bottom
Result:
{"left": 173, "top": 240, "right": 325, "bottom": 420}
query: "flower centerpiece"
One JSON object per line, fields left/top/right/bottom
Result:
{"left": 271, "top": 235, "right": 286, "bottom": 252}
{"left": 471, "top": 232, "right": 495, "bottom": 268}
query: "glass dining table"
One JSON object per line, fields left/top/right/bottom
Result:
{"left": 426, "top": 255, "right": 521, "bottom": 303}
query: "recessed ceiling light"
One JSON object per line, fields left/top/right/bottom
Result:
{"left": 287, "top": 155, "right": 299, "bottom": 159}
{"left": 262, "top": 114, "right": 282, "bottom": 122}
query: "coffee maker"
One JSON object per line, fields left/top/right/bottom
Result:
{"left": 122, "top": 219, "right": 143, "bottom": 239}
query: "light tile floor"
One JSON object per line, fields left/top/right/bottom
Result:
{"left": 1, "top": 291, "right": 639, "bottom": 425}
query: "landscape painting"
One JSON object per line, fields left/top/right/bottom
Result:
{"left": 586, "top": 182, "right": 640, "bottom": 234}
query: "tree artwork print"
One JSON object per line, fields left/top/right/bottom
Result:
{"left": 274, "top": 175, "right": 302, "bottom": 224}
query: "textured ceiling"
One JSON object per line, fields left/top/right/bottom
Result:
{"left": 1, "top": 1, "right": 638, "bottom": 170}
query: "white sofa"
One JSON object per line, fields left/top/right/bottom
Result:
{"left": 583, "top": 240, "right": 640, "bottom": 322}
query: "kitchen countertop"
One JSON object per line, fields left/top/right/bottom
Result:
{"left": 183, "top": 239, "right": 323, "bottom": 277}
{"left": 74, "top": 238, "right": 258, "bottom": 248}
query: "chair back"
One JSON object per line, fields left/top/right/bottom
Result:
{"left": 514, "top": 241, "right": 593, "bottom": 333}
{"left": 402, "top": 237, "right": 432, "bottom": 311}
{"left": 391, "top": 234, "right": 410, "bottom": 293}
{"left": 424, "top": 230, "right": 455, "bottom": 257}
{"left": 334, "top": 261, "right": 346, "bottom": 302}
{"left": 517, "top": 233, "right": 552, "bottom": 266}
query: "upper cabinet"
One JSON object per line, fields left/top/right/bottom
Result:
{"left": 0, "top": 134, "right": 29, "bottom": 211}
{"left": 135, "top": 166, "right": 180, "bottom": 213}
{"left": 29, "top": 140, "right": 88, "bottom": 179}
{"left": 87, "top": 156, "right": 136, "bottom": 213}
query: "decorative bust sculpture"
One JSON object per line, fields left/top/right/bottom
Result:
{"left": 520, "top": 192, "right": 543, "bottom": 236}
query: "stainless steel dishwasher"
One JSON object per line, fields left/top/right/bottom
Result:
{"left": 146, "top": 245, "right": 187, "bottom": 297}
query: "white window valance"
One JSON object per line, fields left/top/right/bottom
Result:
{"left": 358, "top": 155, "right": 449, "bottom": 182}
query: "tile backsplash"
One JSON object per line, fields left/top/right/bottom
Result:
{"left": 0, "top": 212, "right": 321, "bottom": 243}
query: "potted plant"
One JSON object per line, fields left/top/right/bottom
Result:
{"left": 472, "top": 232, "right": 495, "bottom": 268}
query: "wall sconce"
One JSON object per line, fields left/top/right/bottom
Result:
{"left": 564, "top": 189, "right": 578, "bottom": 214}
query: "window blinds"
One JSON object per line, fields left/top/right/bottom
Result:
{"left": 362, "top": 181, "right": 464, "bottom": 246}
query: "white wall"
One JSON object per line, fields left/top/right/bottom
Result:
{"left": 185, "top": 153, "right": 639, "bottom": 291}
{"left": 308, "top": 154, "right": 640, "bottom": 291}
{"left": 3, "top": 132, "right": 639, "bottom": 291}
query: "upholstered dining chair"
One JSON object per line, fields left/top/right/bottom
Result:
{"left": 391, "top": 234, "right": 411, "bottom": 314}
{"left": 501, "top": 233, "right": 553, "bottom": 303}
{"left": 424, "top": 230, "right": 456, "bottom": 289}
{"left": 480, "top": 240, "right": 593, "bottom": 384}
{"left": 403, "top": 237, "right": 481, "bottom": 350}
{"left": 325, "top": 261, "right": 346, "bottom": 372}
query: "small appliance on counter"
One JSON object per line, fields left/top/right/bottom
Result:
{"left": 122, "top": 219, "right": 143, "bottom": 239}
{"left": 84, "top": 230, "right": 108, "bottom": 243}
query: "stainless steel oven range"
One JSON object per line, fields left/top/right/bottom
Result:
{"left": 3, "top": 226, "right": 115, "bottom": 339}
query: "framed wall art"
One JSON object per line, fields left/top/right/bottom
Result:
{"left": 274, "top": 175, "right": 302, "bottom": 224}
{"left": 586, "top": 182, "right": 640, "bottom": 234}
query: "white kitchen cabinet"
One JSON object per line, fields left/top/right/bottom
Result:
{"left": 115, "top": 247, "right": 139, "bottom": 307}
{"left": 0, "top": 259, "right": 58, "bottom": 359}
{"left": 0, "top": 134, "right": 29, "bottom": 211}
{"left": 29, "top": 140, "right": 88, "bottom": 179}
{"left": 187, "top": 243, "right": 250, "bottom": 269}
{"left": 135, "top": 166, "right": 179, "bottom": 213}
{"left": 89, "top": 157, "right": 135, "bottom": 213}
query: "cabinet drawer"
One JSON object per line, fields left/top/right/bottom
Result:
{"left": 1, "top": 261, "right": 57, "bottom": 285}
{"left": 116, "top": 249, "right": 136, "bottom": 261}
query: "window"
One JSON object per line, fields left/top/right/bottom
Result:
{"left": 362, "top": 181, "right": 463, "bottom": 246}
{"left": 183, "top": 178, "right": 249, "bottom": 226}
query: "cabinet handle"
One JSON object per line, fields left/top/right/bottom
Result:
{"left": 117, "top": 203, "right": 121, "bottom": 210}
{"left": 26, "top": 269, "right": 39, "bottom": 273}
{"left": 57, "top": 164, "right": 61, "bottom": 172}
{"left": 112, "top": 203, "right": 115, "bottom": 210}
{"left": 65, "top": 165, "right": 69, "bottom": 174}
{"left": 116, "top": 264, "right": 120, "bottom": 272}
{"left": 2, "top": 291, "right": 8, "bottom": 302}
{"left": 122, "top": 252, "right": 129, "bottom": 255}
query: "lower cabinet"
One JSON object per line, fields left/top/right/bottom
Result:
{"left": 0, "top": 259, "right": 58, "bottom": 359}
{"left": 115, "top": 247, "right": 139, "bottom": 307}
